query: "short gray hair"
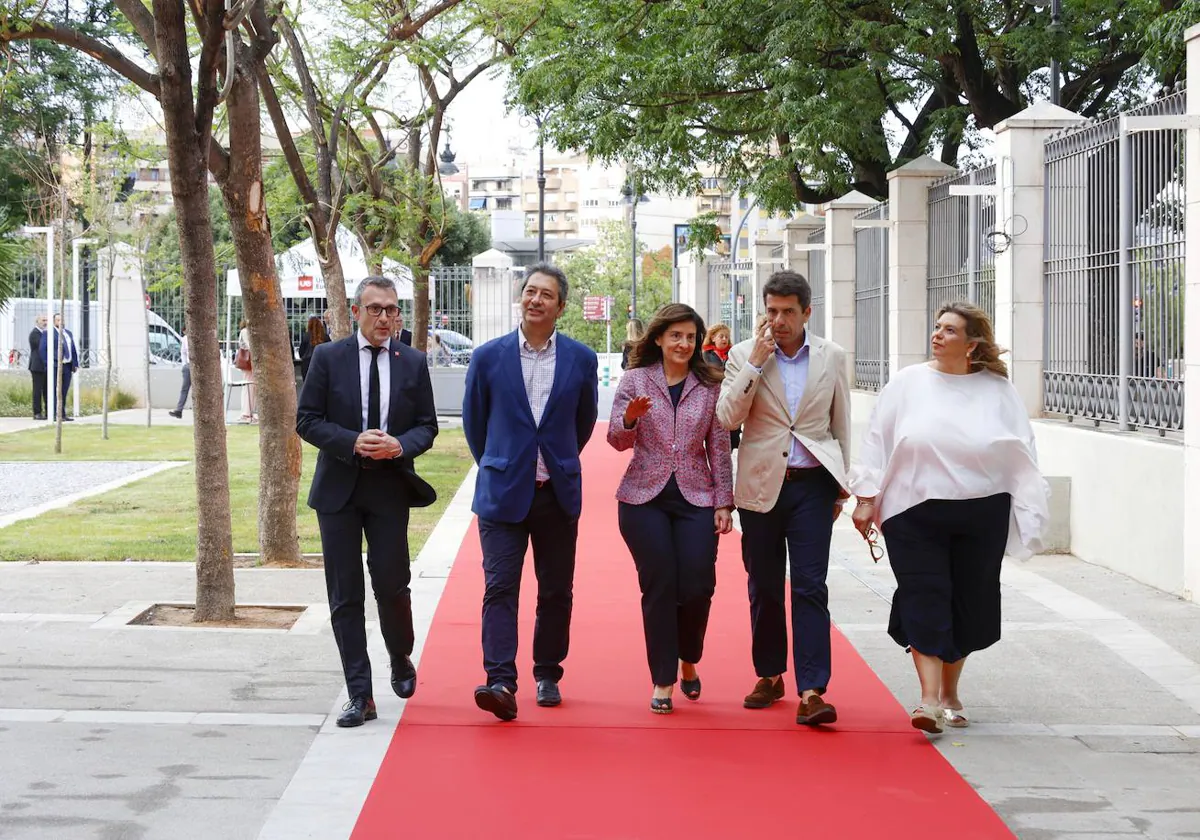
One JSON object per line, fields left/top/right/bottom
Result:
{"left": 354, "top": 276, "right": 397, "bottom": 305}
{"left": 523, "top": 262, "right": 569, "bottom": 304}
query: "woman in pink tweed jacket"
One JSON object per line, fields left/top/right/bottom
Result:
{"left": 608, "top": 303, "right": 734, "bottom": 715}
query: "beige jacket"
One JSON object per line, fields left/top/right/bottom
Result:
{"left": 716, "top": 333, "right": 852, "bottom": 513}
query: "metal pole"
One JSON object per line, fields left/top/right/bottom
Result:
{"left": 536, "top": 115, "right": 546, "bottom": 264}
{"left": 24, "top": 227, "right": 56, "bottom": 420}
{"left": 630, "top": 194, "right": 638, "bottom": 318}
{"left": 967, "top": 171, "right": 980, "bottom": 304}
{"left": 72, "top": 238, "right": 96, "bottom": 420}
{"left": 1050, "top": 0, "right": 1062, "bottom": 106}
{"left": 1117, "top": 122, "right": 1133, "bottom": 429}
{"left": 729, "top": 197, "right": 758, "bottom": 343}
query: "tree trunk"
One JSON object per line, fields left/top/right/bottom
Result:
{"left": 319, "top": 233, "right": 353, "bottom": 339}
{"left": 411, "top": 262, "right": 430, "bottom": 351}
{"left": 220, "top": 42, "right": 302, "bottom": 567}
{"left": 151, "top": 0, "right": 235, "bottom": 621}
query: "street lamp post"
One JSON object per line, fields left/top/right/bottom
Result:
{"left": 1049, "top": 0, "right": 1063, "bottom": 105}
{"left": 621, "top": 175, "right": 645, "bottom": 318}
{"left": 23, "top": 225, "right": 56, "bottom": 421}
{"left": 536, "top": 114, "right": 546, "bottom": 264}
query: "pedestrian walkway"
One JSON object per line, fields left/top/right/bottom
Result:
{"left": 351, "top": 437, "right": 1009, "bottom": 838}
{"left": 3, "top": 425, "right": 1200, "bottom": 838}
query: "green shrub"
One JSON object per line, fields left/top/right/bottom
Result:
{"left": 0, "top": 380, "right": 137, "bottom": 417}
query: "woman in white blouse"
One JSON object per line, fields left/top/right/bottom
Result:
{"left": 849, "top": 302, "right": 1049, "bottom": 735}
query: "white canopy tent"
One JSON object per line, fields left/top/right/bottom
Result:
{"left": 222, "top": 226, "right": 419, "bottom": 384}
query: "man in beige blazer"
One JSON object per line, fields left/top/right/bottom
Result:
{"left": 717, "top": 270, "right": 851, "bottom": 726}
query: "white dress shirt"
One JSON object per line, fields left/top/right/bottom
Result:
{"left": 357, "top": 330, "right": 391, "bottom": 433}
{"left": 773, "top": 331, "right": 821, "bottom": 468}
{"left": 180, "top": 335, "right": 189, "bottom": 367}
{"left": 849, "top": 363, "right": 1050, "bottom": 558}
{"left": 518, "top": 325, "right": 556, "bottom": 482}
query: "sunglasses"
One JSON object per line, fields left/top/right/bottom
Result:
{"left": 865, "top": 527, "right": 885, "bottom": 563}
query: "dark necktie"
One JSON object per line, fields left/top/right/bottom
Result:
{"left": 367, "top": 345, "right": 382, "bottom": 431}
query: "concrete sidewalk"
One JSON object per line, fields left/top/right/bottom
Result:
{"left": 1, "top": 474, "right": 1198, "bottom": 838}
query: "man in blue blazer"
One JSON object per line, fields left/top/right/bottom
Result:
{"left": 463, "top": 262, "right": 599, "bottom": 720}
{"left": 297, "top": 276, "right": 439, "bottom": 728}
{"left": 39, "top": 314, "right": 79, "bottom": 421}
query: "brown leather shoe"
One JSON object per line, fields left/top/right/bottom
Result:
{"left": 743, "top": 677, "right": 785, "bottom": 709}
{"left": 796, "top": 694, "right": 838, "bottom": 726}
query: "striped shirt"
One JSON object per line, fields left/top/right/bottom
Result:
{"left": 519, "top": 326, "right": 556, "bottom": 482}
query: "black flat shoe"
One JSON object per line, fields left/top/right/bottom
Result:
{"left": 681, "top": 676, "right": 701, "bottom": 701}
{"left": 336, "top": 696, "right": 377, "bottom": 728}
{"left": 650, "top": 696, "right": 673, "bottom": 715}
{"left": 474, "top": 684, "right": 518, "bottom": 721}
{"left": 391, "top": 656, "right": 416, "bottom": 700}
{"left": 536, "top": 679, "right": 562, "bottom": 707}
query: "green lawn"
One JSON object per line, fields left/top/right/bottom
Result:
{"left": 0, "top": 425, "right": 473, "bottom": 562}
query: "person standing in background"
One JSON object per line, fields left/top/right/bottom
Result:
{"left": 28, "top": 315, "right": 47, "bottom": 420}
{"left": 39, "top": 314, "right": 79, "bottom": 422}
{"left": 169, "top": 328, "right": 190, "bottom": 418}
{"left": 621, "top": 318, "right": 645, "bottom": 371}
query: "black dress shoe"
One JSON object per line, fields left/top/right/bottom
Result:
{"left": 62, "top": 416, "right": 74, "bottom": 422}
{"left": 391, "top": 656, "right": 417, "bottom": 700}
{"left": 536, "top": 679, "right": 562, "bottom": 707}
{"left": 336, "top": 696, "right": 377, "bottom": 728}
{"left": 168, "top": 410, "right": 183, "bottom": 418}
{"left": 474, "top": 684, "right": 518, "bottom": 721}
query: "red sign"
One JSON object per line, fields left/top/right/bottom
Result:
{"left": 583, "top": 295, "right": 613, "bottom": 322}
{"left": 298, "top": 275, "right": 314, "bottom": 291}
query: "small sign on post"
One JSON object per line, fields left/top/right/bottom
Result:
{"left": 583, "top": 295, "right": 613, "bottom": 322}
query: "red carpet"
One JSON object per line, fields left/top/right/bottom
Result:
{"left": 352, "top": 426, "right": 1014, "bottom": 839}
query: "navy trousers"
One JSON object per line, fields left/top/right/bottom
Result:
{"left": 617, "top": 478, "right": 717, "bottom": 686}
{"left": 478, "top": 485, "right": 578, "bottom": 692}
{"left": 739, "top": 469, "right": 839, "bottom": 695}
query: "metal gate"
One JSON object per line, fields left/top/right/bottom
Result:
{"left": 853, "top": 203, "right": 889, "bottom": 391}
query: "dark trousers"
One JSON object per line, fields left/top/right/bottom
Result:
{"left": 739, "top": 469, "right": 839, "bottom": 695}
{"left": 175, "top": 364, "right": 192, "bottom": 412}
{"left": 31, "top": 371, "right": 46, "bottom": 417}
{"left": 618, "top": 481, "right": 717, "bottom": 686}
{"left": 316, "top": 469, "right": 414, "bottom": 700}
{"left": 881, "top": 493, "right": 1011, "bottom": 663}
{"left": 48, "top": 369, "right": 73, "bottom": 419}
{"left": 478, "top": 485, "right": 577, "bottom": 692}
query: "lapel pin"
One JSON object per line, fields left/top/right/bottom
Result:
{"left": 393, "top": 351, "right": 399, "bottom": 357}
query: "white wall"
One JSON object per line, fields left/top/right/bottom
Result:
{"left": 1033, "top": 422, "right": 1185, "bottom": 595}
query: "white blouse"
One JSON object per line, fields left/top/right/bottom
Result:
{"left": 849, "top": 363, "right": 1050, "bottom": 559}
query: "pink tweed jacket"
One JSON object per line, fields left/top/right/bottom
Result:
{"left": 608, "top": 364, "right": 735, "bottom": 509}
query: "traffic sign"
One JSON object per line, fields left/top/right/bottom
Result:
{"left": 583, "top": 295, "right": 614, "bottom": 322}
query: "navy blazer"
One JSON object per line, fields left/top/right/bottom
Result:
{"left": 463, "top": 330, "right": 598, "bottom": 523}
{"left": 39, "top": 328, "right": 79, "bottom": 372}
{"left": 297, "top": 334, "right": 439, "bottom": 514}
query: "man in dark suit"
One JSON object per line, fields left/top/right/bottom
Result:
{"left": 39, "top": 314, "right": 79, "bottom": 421}
{"left": 28, "top": 315, "right": 47, "bottom": 420}
{"left": 394, "top": 311, "right": 413, "bottom": 347}
{"left": 463, "top": 262, "right": 599, "bottom": 720}
{"left": 297, "top": 276, "right": 439, "bottom": 728}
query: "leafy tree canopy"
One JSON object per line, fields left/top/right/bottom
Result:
{"left": 0, "top": 2, "right": 122, "bottom": 223}
{"left": 512, "top": 0, "right": 1185, "bottom": 209}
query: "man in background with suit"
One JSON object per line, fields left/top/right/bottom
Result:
{"left": 297, "top": 276, "right": 439, "bottom": 728}
{"left": 394, "top": 311, "right": 413, "bottom": 347}
{"left": 28, "top": 315, "right": 47, "bottom": 420}
{"left": 39, "top": 314, "right": 79, "bottom": 422}
{"left": 717, "top": 270, "right": 852, "bottom": 727}
{"left": 463, "top": 262, "right": 598, "bottom": 721}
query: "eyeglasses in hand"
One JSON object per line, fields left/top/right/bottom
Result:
{"left": 866, "top": 527, "right": 885, "bottom": 563}
{"left": 364, "top": 304, "right": 401, "bottom": 318}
